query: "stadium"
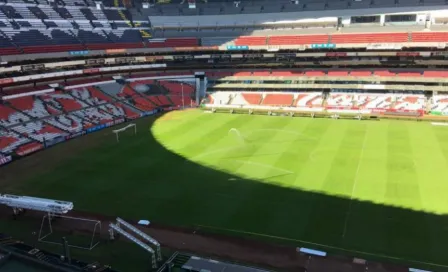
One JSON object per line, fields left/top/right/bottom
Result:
{"left": 1, "top": 0, "right": 448, "bottom": 271}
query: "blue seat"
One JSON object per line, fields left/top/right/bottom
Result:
{"left": 0, "top": 6, "right": 22, "bottom": 19}
{"left": 77, "top": 29, "right": 111, "bottom": 44}
{"left": 107, "top": 29, "right": 142, "bottom": 43}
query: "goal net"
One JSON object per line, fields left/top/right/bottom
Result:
{"left": 113, "top": 123, "right": 137, "bottom": 143}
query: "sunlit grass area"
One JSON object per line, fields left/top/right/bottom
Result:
{"left": 6, "top": 109, "right": 448, "bottom": 269}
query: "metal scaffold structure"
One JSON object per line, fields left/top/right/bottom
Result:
{"left": 116, "top": 217, "right": 162, "bottom": 261}
{"left": 109, "top": 220, "right": 158, "bottom": 269}
{"left": 0, "top": 194, "right": 73, "bottom": 215}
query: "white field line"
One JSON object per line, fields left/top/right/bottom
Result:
{"left": 196, "top": 224, "right": 448, "bottom": 269}
{"left": 248, "top": 129, "right": 318, "bottom": 141}
{"left": 342, "top": 129, "right": 368, "bottom": 239}
{"left": 190, "top": 146, "right": 242, "bottom": 160}
{"left": 431, "top": 122, "right": 448, "bottom": 126}
{"left": 232, "top": 159, "right": 294, "bottom": 174}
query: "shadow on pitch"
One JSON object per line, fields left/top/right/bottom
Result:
{"left": 2, "top": 111, "right": 448, "bottom": 272}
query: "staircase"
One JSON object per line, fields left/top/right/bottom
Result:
{"left": 68, "top": 29, "right": 85, "bottom": 45}
{"left": 0, "top": 234, "right": 13, "bottom": 246}
{"left": 172, "top": 254, "right": 191, "bottom": 267}
{"left": 118, "top": 10, "right": 133, "bottom": 27}
{"left": 407, "top": 32, "right": 412, "bottom": 42}
{"left": 35, "top": 251, "right": 50, "bottom": 262}
{"left": 258, "top": 93, "right": 266, "bottom": 105}
{"left": 139, "top": 29, "right": 151, "bottom": 38}
{"left": 426, "top": 94, "right": 433, "bottom": 112}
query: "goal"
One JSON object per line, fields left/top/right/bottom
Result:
{"left": 113, "top": 123, "right": 137, "bottom": 143}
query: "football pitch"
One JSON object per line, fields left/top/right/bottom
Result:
{"left": 4, "top": 109, "right": 448, "bottom": 269}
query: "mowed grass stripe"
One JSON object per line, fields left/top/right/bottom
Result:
{"left": 9, "top": 110, "right": 448, "bottom": 268}
{"left": 262, "top": 118, "right": 333, "bottom": 237}
{"left": 214, "top": 117, "right": 301, "bottom": 232}
{"left": 380, "top": 122, "right": 430, "bottom": 260}
{"left": 169, "top": 114, "right": 272, "bottom": 227}
{"left": 302, "top": 122, "right": 367, "bottom": 245}
{"left": 343, "top": 121, "right": 388, "bottom": 251}
{"left": 408, "top": 123, "right": 448, "bottom": 262}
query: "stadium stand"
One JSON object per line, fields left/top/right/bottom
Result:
{"left": 432, "top": 95, "right": 448, "bottom": 112}
{"left": 354, "top": 93, "right": 394, "bottom": 109}
{"left": 0, "top": 128, "right": 40, "bottom": 154}
{"left": 294, "top": 92, "right": 323, "bottom": 108}
{"left": 269, "top": 35, "right": 329, "bottom": 45}
{"left": 0, "top": 76, "right": 193, "bottom": 155}
{"left": 262, "top": 93, "right": 294, "bottom": 106}
{"left": 326, "top": 93, "right": 355, "bottom": 107}
{"left": 232, "top": 93, "right": 263, "bottom": 105}
{"left": 331, "top": 32, "right": 409, "bottom": 43}
{"left": 0, "top": 104, "right": 31, "bottom": 128}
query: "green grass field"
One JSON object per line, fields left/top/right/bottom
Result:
{"left": 4, "top": 109, "right": 448, "bottom": 270}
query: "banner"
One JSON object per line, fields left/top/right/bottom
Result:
{"left": 326, "top": 106, "right": 359, "bottom": 110}
{"left": 371, "top": 108, "right": 386, "bottom": 114}
{"left": 430, "top": 111, "right": 448, "bottom": 116}
{"left": 226, "top": 45, "right": 249, "bottom": 51}
{"left": 367, "top": 43, "right": 402, "bottom": 50}
{"left": 326, "top": 109, "right": 371, "bottom": 114}
{"left": 83, "top": 68, "right": 100, "bottom": 74}
{"left": 396, "top": 52, "right": 420, "bottom": 57}
{"left": 86, "top": 124, "right": 107, "bottom": 134}
{"left": 141, "top": 110, "right": 157, "bottom": 117}
{"left": 44, "top": 136, "right": 66, "bottom": 148}
{"left": 65, "top": 131, "right": 86, "bottom": 140}
{"left": 16, "top": 143, "right": 44, "bottom": 156}
{"left": 174, "top": 46, "right": 218, "bottom": 51}
{"left": 326, "top": 52, "right": 347, "bottom": 57}
{"left": 0, "top": 78, "right": 14, "bottom": 85}
{"left": 69, "top": 50, "right": 89, "bottom": 56}
{"left": 0, "top": 155, "right": 12, "bottom": 166}
{"left": 310, "top": 43, "right": 335, "bottom": 49}
{"left": 114, "top": 118, "right": 126, "bottom": 125}
{"left": 363, "top": 84, "right": 385, "bottom": 90}
{"left": 105, "top": 49, "right": 126, "bottom": 54}
{"left": 384, "top": 110, "right": 421, "bottom": 117}
{"left": 145, "top": 56, "right": 164, "bottom": 62}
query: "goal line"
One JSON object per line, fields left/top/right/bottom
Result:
{"left": 113, "top": 123, "right": 137, "bottom": 143}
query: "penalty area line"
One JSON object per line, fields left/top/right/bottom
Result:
{"left": 232, "top": 160, "right": 294, "bottom": 174}
{"left": 196, "top": 224, "right": 448, "bottom": 269}
{"left": 342, "top": 128, "right": 368, "bottom": 239}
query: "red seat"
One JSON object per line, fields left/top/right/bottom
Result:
{"left": 423, "top": 71, "right": 448, "bottom": 77}
{"left": 252, "top": 71, "right": 271, "bottom": 76}
{"left": 328, "top": 71, "right": 349, "bottom": 77}
{"left": 305, "top": 70, "right": 325, "bottom": 77}
{"left": 268, "top": 35, "right": 329, "bottom": 45}
{"left": 233, "top": 71, "right": 252, "bottom": 77}
{"left": 158, "top": 81, "right": 195, "bottom": 95}
{"left": 374, "top": 70, "right": 396, "bottom": 77}
{"left": 331, "top": 33, "right": 408, "bottom": 43}
{"left": 271, "top": 71, "right": 304, "bottom": 76}
{"left": 22, "top": 44, "right": 85, "bottom": 54}
{"left": 234, "top": 36, "right": 267, "bottom": 46}
{"left": 396, "top": 71, "right": 421, "bottom": 77}
{"left": 351, "top": 71, "right": 372, "bottom": 77}
{"left": 0, "top": 47, "right": 21, "bottom": 55}
{"left": 412, "top": 32, "right": 448, "bottom": 42}
{"left": 242, "top": 93, "right": 262, "bottom": 104}
{"left": 262, "top": 94, "right": 293, "bottom": 106}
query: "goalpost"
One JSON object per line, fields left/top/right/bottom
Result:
{"left": 113, "top": 123, "right": 137, "bottom": 143}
